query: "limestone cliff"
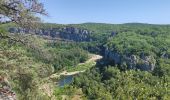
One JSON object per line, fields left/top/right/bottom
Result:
{"left": 8, "top": 27, "right": 93, "bottom": 42}
{"left": 104, "top": 49, "right": 156, "bottom": 71}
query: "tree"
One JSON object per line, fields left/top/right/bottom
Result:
{"left": 0, "top": 0, "right": 47, "bottom": 43}
{"left": 0, "top": 0, "right": 46, "bottom": 28}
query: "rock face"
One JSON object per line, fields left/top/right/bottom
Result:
{"left": 8, "top": 27, "right": 93, "bottom": 42}
{"left": 104, "top": 49, "right": 156, "bottom": 71}
{"left": 104, "top": 48, "right": 121, "bottom": 64}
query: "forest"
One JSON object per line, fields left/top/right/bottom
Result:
{"left": 0, "top": 0, "right": 170, "bottom": 100}
{"left": 56, "top": 23, "right": 170, "bottom": 100}
{"left": 71, "top": 23, "right": 170, "bottom": 99}
{"left": 1, "top": 23, "right": 170, "bottom": 100}
{"left": 1, "top": 22, "right": 170, "bottom": 100}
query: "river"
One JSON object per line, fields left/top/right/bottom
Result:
{"left": 58, "top": 75, "right": 74, "bottom": 87}
{"left": 56, "top": 54, "right": 103, "bottom": 87}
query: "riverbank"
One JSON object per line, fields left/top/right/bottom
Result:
{"left": 40, "top": 54, "right": 102, "bottom": 99}
{"left": 50, "top": 54, "right": 102, "bottom": 79}
{"left": 49, "top": 70, "right": 85, "bottom": 79}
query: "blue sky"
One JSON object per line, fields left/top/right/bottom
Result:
{"left": 40, "top": 0, "right": 170, "bottom": 24}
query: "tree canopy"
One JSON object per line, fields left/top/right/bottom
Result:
{"left": 0, "top": 0, "right": 46, "bottom": 28}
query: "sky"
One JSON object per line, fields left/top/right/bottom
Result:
{"left": 39, "top": 0, "right": 170, "bottom": 24}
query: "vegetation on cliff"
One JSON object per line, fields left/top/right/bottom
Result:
{"left": 0, "top": 1, "right": 170, "bottom": 99}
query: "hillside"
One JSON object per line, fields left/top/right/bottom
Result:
{"left": 0, "top": 23, "right": 170, "bottom": 100}
{"left": 71, "top": 23, "right": 170, "bottom": 99}
{"left": 0, "top": 30, "right": 89, "bottom": 99}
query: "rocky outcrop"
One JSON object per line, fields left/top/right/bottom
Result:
{"left": 8, "top": 27, "right": 93, "bottom": 42}
{"left": 104, "top": 48, "right": 121, "bottom": 64}
{"left": 137, "top": 55, "right": 156, "bottom": 71}
{"left": 104, "top": 49, "right": 156, "bottom": 71}
{"left": 123, "top": 55, "right": 138, "bottom": 69}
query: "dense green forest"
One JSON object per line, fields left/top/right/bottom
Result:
{"left": 1, "top": 0, "right": 169, "bottom": 100}
{"left": 1, "top": 22, "right": 170, "bottom": 100}
{"left": 45, "top": 23, "right": 169, "bottom": 100}
{"left": 0, "top": 29, "right": 88, "bottom": 99}
{"left": 70, "top": 23, "right": 170, "bottom": 100}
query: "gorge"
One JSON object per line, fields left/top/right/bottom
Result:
{"left": 0, "top": 23, "right": 170, "bottom": 100}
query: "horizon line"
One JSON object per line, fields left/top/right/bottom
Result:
{"left": 42, "top": 21, "right": 170, "bottom": 25}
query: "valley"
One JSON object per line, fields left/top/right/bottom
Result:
{"left": 0, "top": 23, "right": 170, "bottom": 100}
{"left": 1, "top": 1, "right": 170, "bottom": 100}
{"left": 50, "top": 54, "right": 102, "bottom": 77}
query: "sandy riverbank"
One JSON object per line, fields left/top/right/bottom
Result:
{"left": 50, "top": 54, "right": 102, "bottom": 78}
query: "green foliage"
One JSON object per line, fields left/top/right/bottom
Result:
{"left": 0, "top": 36, "right": 53, "bottom": 99}
{"left": 54, "top": 85, "right": 87, "bottom": 100}
{"left": 1, "top": 22, "right": 170, "bottom": 100}
{"left": 67, "top": 61, "right": 95, "bottom": 72}
{"left": 47, "top": 41, "right": 89, "bottom": 71}
{"left": 54, "top": 85, "right": 77, "bottom": 96}
{"left": 70, "top": 23, "right": 170, "bottom": 99}
{"left": 73, "top": 66, "right": 170, "bottom": 99}
{"left": 0, "top": 33, "right": 89, "bottom": 99}
{"left": 66, "top": 23, "right": 170, "bottom": 99}
{"left": 106, "top": 32, "right": 154, "bottom": 55}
